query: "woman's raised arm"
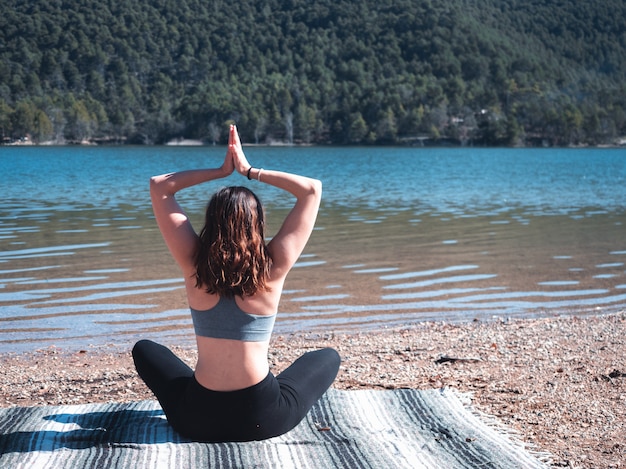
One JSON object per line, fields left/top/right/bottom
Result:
{"left": 229, "top": 125, "right": 322, "bottom": 279}
{"left": 150, "top": 149, "right": 233, "bottom": 273}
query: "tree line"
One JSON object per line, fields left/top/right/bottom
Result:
{"left": 1, "top": 0, "right": 625, "bottom": 146}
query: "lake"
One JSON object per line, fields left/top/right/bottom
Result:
{"left": 1, "top": 145, "right": 625, "bottom": 353}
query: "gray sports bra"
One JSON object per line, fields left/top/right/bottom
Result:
{"left": 190, "top": 296, "right": 276, "bottom": 342}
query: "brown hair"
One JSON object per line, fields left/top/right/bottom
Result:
{"left": 195, "top": 186, "right": 272, "bottom": 297}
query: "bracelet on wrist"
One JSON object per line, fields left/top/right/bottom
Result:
{"left": 246, "top": 167, "right": 253, "bottom": 180}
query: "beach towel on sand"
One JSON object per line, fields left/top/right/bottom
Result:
{"left": 0, "top": 388, "right": 550, "bottom": 468}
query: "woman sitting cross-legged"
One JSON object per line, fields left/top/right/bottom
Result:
{"left": 132, "top": 124, "right": 340, "bottom": 442}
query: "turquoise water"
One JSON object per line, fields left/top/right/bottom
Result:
{"left": 1, "top": 145, "right": 625, "bottom": 352}
{"left": 3, "top": 146, "right": 626, "bottom": 213}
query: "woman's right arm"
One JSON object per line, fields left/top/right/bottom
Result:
{"left": 229, "top": 125, "right": 322, "bottom": 278}
{"left": 151, "top": 150, "right": 233, "bottom": 273}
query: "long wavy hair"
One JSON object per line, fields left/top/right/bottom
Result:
{"left": 195, "top": 186, "right": 272, "bottom": 297}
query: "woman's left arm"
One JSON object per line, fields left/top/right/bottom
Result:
{"left": 150, "top": 153, "right": 233, "bottom": 273}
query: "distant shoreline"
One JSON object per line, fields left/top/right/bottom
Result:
{"left": 3, "top": 137, "right": 626, "bottom": 148}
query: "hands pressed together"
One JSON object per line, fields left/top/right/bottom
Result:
{"left": 222, "top": 124, "right": 252, "bottom": 177}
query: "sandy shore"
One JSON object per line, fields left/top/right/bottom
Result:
{"left": 1, "top": 312, "right": 624, "bottom": 468}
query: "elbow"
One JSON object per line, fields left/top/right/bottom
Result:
{"left": 296, "top": 178, "right": 321, "bottom": 205}
{"left": 149, "top": 175, "right": 160, "bottom": 196}
{"left": 311, "top": 178, "right": 322, "bottom": 196}
{"left": 150, "top": 173, "right": 173, "bottom": 197}
{"left": 309, "top": 178, "right": 322, "bottom": 202}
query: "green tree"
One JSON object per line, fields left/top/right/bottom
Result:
{"left": 347, "top": 112, "right": 368, "bottom": 144}
{"left": 375, "top": 108, "right": 398, "bottom": 143}
{"left": 65, "top": 99, "right": 96, "bottom": 142}
{"left": 0, "top": 100, "right": 13, "bottom": 140}
{"left": 11, "top": 101, "right": 37, "bottom": 139}
{"left": 32, "top": 109, "right": 53, "bottom": 142}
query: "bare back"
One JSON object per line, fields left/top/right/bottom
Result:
{"left": 149, "top": 124, "right": 322, "bottom": 392}
{"left": 185, "top": 275, "right": 285, "bottom": 391}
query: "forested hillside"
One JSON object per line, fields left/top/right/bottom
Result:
{"left": 1, "top": 0, "right": 625, "bottom": 146}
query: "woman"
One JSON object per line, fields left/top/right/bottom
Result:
{"left": 132, "top": 125, "right": 340, "bottom": 442}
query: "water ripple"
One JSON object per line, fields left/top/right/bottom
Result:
{"left": 0, "top": 243, "right": 111, "bottom": 259}
{"left": 383, "top": 274, "right": 499, "bottom": 290}
{"left": 380, "top": 265, "right": 479, "bottom": 280}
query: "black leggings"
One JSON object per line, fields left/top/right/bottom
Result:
{"left": 132, "top": 340, "right": 340, "bottom": 442}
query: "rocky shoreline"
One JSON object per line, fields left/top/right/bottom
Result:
{"left": 1, "top": 313, "right": 624, "bottom": 468}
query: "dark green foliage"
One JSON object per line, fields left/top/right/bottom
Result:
{"left": 1, "top": 0, "right": 625, "bottom": 145}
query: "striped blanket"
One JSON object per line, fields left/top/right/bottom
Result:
{"left": 0, "top": 388, "right": 549, "bottom": 468}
